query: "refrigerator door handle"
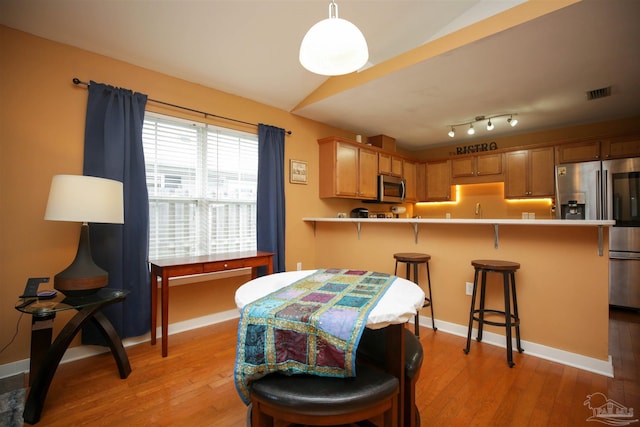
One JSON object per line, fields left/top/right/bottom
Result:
{"left": 597, "top": 169, "right": 609, "bottom": 220}
{"left": 602, "top": 169, "right": 608, "bottom": 219}
{"left": 596, "top": 170, "right": 602, "bottom": 220}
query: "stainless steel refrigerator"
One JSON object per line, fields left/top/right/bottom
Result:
{"left": 556, "top": 157, "right": 640, "bottom": 310}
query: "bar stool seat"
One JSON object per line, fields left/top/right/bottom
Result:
{"left": 394, "top": 252, "right": 436, "bottom": 335}
{"left": 463, "top": 259, "right": 524, "bottom": 367}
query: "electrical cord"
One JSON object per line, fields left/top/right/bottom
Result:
{"left": 0, "top": 312, "right": 24, "bottom": 355}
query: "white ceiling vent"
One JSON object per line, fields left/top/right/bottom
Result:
{"left": 586, "top": 86, "right": 612, "bottom": 100}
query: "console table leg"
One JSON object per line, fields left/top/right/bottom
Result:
{"left": 23, "top": 298, "right": 128, "bottom": 424}
{"left": 29, "top": 315, "right": 54, "bottom": 387}
{"left": 90, "top": 311, "right": 132, "bottom": 378}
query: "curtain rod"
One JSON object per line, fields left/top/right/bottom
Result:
{"left": 72, "top": 78, "right": 292, "bottom": 135}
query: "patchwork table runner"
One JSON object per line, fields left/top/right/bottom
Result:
{"left": 234, "top": 268, "right": 396, "bottom": 405}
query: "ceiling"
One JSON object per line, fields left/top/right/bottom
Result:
{"left": 1, "top": 0, "right": 639, "bottom": 151}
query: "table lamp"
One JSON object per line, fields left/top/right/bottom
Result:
{"left": 44, "top": 174, "right": 124, "bottom": 295}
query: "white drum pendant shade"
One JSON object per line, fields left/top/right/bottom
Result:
{"left": 299, "top": 6, "right": 368, "bottom": 76}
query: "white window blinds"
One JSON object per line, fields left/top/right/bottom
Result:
{"left": 143, "top": 112, "right": 258, "bottom": 259}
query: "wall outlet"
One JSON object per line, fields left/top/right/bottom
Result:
{"left": 296, "top": 262, "right": 302, "bottom": 271}
{"left": 465, "top": 282, "right": 474, "bottom": 296}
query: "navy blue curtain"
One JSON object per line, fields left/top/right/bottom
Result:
{"left": 82, "top": 81, "right": 150, "bottom": 343}
{"left": 257, "top": 124, "right": 286, "bottom": 273}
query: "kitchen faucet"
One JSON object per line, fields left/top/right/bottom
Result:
{"left": 475, "top": 202, "right": 482, "bottom": 218}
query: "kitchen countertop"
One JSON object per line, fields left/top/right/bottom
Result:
{"left": 303, "top": 217, "right": 614, "bottom": 226}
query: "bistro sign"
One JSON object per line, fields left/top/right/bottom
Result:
{"left": 455, "top": 141, "right": 498, "bottom": 155}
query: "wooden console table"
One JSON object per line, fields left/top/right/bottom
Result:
{"left": 149, "top": 251, "right": 274, "bottom": 357}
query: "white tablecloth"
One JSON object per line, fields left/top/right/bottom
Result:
{"left": 235, "top": 270, "right": 426, "bottom": 329}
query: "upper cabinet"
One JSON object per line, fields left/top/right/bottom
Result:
{"left": 451, "top": 153, "right": 503, "bottom": 184}
{"left": 556, "top": 136, "right": 640, "bottom": 163}
{"left": 403, "top": 160, "right": 417, "bottom": 202}
{"left": 425, "top": 159, "right": 453, "bottom": 201}
{"left": 601, "top": 136, "right": 640, "bottom": 160}
{"left": 378, "top": 153, "right": 403, "bottom": 177}
{"left": 504, "top": 147, "right": 555, "bottom": 198}
{"left": 318, "top": 137, "right": 377, "bottom": 200}
{"left": 555, "top": 140, "right": 601, "bottom": 163}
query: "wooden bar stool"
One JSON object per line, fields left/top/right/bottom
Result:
{"left": 393, "top": 252, "right": 436, "bottom": 335}
{"left": 463, "top": 259, "right": 524, "bottom": 367}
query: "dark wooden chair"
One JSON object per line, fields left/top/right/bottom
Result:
{"left": 357, "top": 327, "right": 424, "bottom": 427}
{"left": 249, "top": 363, "right": 399, "bottom": 427}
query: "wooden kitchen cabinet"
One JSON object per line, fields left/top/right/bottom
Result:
{"left": 378, "top": 153, "right": 403, "bottom": 177}
{"left": 403, "top": 160, "right": 417, "bottom": 202}
{"left": 416, "top": 163, "right": 427, "bottom": 201}
{"left": 555, "top": 139, "right": 601, "bottom": 163}
{"left": 451, "top": 152, "right": 503, "bottom": 184}
{"left": 425, "top": 159, "right": 453, "bottom": 201}
{"left": 318, "top": 137, "right": 378, "bottom": 200}
{"left": 504, "top": 147, "right": 555, "bottom": 198}
{"left": 601, "top": 136, "right": 640, "bottom": 159}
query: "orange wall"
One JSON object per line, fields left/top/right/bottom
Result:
{"left": 0, "top": 26, "right": 345, "bottom": 365}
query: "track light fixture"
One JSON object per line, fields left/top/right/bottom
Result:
{"left": 447, "top": 113, "right": 518, "bottom": 138}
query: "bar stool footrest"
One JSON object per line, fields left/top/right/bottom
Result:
{"left": 471, "top": 309, "right": 520, "bottom": 328}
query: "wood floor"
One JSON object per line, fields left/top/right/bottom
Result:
{"left": 28, "top": 309, "right": 639, "bottom": 426}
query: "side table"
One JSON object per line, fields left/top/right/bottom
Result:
{"left": 15, "top": 288, "right": 131, "bottom": 424}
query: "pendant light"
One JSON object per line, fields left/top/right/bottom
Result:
{"left": 299, "top": 1, "right": 369, "bottom": 76}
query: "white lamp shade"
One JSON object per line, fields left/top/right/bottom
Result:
{"left": 300, "top": 17, "right": 368, "bottom": 76}
{"left": 45, "top": 174, "right": 124, "bottom": 224}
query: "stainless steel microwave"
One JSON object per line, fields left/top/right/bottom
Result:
{"left": 377, "top": 174, "right": 405, "bottom": 203}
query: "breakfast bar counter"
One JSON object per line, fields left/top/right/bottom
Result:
{"left": 302, "top": 216, "right": 614, "bottom": 376}
{"left": 304, "top": 217, "right": 614, "bottom": 254}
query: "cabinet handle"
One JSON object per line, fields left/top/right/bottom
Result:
{"left": 224, "top": 263, "right": 228, "bottom": 268}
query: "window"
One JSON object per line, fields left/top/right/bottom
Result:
{"left": 142, "top": 112, "right": 258, "bottom": 259}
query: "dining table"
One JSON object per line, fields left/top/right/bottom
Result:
{"left": 235, "top": 269, "right": 426, "bottom": 427}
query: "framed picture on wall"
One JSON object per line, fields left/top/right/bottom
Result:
{"left": 290, "top": 159, "right": 308, "bottom": 184}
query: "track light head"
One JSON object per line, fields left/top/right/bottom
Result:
{"left": 448, "top": 127, "right": 455, "bottom": 138}
{"left": 486, "top": 120, "right": 494, "bottom": 131}
{"left": 467, "top": 124, "right": 475, "bottom": 135}
{"left": 508, "top": 115, "right": 518, "bottom": 127}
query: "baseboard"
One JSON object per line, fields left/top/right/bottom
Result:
{"left": 0, "top": 311, "right": 613, "bottom": 380}
{"left": 415, "top": 314, "right": 614, "bottom": 378}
